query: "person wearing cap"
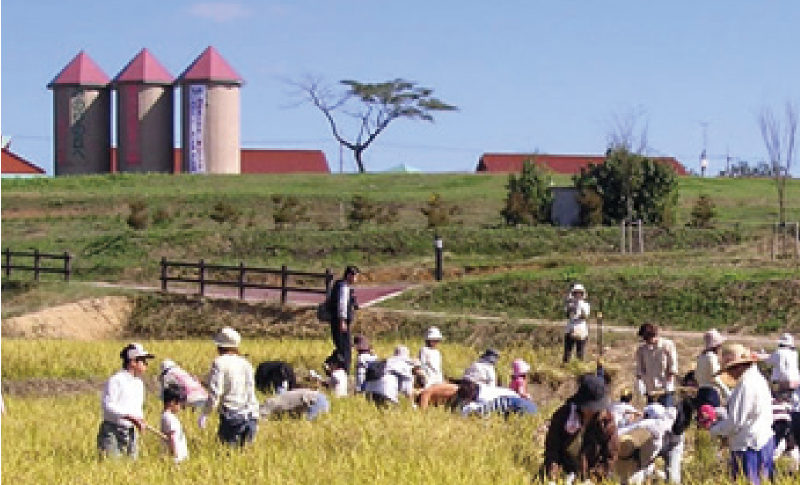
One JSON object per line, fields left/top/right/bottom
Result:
{"left": 199, "top": 327, "right": 260, "bottom": 447}
{"left": 463, "top": 348, "right": 499, "bottom": 387}
{"left": 328, "top": 265, "right": 360, "bottom": 376}
{"left": 97, "top": 342, "right": 155, "bottom": 459}
{"left": 563, "top": 283, "right": 591, "bottom": 363}
{"left": 419, "top": 327, "right": 444, "bottom": 388}
{"left": 710, "top": 343, "right": 775, "bottom": 485}
{"left": 635, "top": 323, "right": 678, "bottom": 407}
{"left": 509, "top": 358, "right": 532, "bottom": 400}
{"left": 159, "top": 359, "right": 209, "bottom": 410}
{"left": 363, "top": 345, "right": 415, "bottom": 407}
{"left": 354, "top": 335, "right": 377, "bottom": 393}
{"left": 542, "top": 373, "right": 619, "bottom": 482}
{"left": 695, "top": 328, "right": 730, "bottom": 408}
{"left": 760, "top": 333, "right": 800, "bottom": 399}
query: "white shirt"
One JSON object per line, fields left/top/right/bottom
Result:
{"left": 203, "top": 354, "right": 259, "bottom": 418}
{"left": 101, "top": 369, "right": 144, "bottom": 428}
{"left": 330, "top": 369, "right": 348, "bottom": 397}
{"left": 419, "top": 346, "right": 443, "bottom": 387}
{"left": 463, "top": 361, "right": 497, "bottom": 387}
{"left": 565, "top": 299, "right": 590, "bottom": 338}
{"left": 711, "top": 365, "right": 774, "bottom": 451}
{"left": 476, "top": 384, "right": 517, "bottom": 403}
{"left": 610, "top": 402, "right": 639, "bottom": 429}
{"left": 161, "top": 410, "right": 188, "bottom": 463}
{"left": 765, "top": 347, "right": 800, "bottom": 384}
{"left": 695, "top": 351, "right": 731, "bottom": 398}
{"left": 362, "top": 356, "right": 413, "bottom": 403}
{"left": 338, "top": 283, "right": 351, "bottom": 320}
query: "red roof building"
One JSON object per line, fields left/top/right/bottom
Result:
{"left": 112, "top": 48, "right": 173, "bottom": 85}
{"left": 177, "top": 46, "right": 243, "bottom": 85}
{"left": 240, "top": 149, "right": 330, "bottom": 174}
{"left": 2, "top": 148, "right": 46, "bottom": 175}
{"left": 477, "top": 153, "right": 688, "bottom": 176}
{"left": 47, "top": 51, "right": 110, "bottom": 88}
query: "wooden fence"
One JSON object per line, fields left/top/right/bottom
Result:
{"left": 1, "top": 248, "right": 72, "bottom": 281}
{"left": 159, "top": 257, "right": 333, "bottom": 304}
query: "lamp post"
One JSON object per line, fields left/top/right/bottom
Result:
{"left": 434, "top": 234, "right": 443, "bottom": 281}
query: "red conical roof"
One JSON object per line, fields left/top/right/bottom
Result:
{"left": 113, "top": 48, "right": 174, "bottom": 85}
{"left": 47, "top": 51, "right": 110, "bottom": 88}
{"left": 177, "top": 46, "right": 243, "bottom": 85}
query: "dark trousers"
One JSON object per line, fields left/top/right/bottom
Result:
{"left": 218, "top": 411, "right": 258, "bottom": 447}
{"left": 563, "top": 335, "right": 587, "bottom": 362}
{"left": 330, "top": 318, "right": 352, "bottom": 374}
{"left": 696, "top": 386, "right": 721, "bottom": 408}
{"left": 647, "top": 391, "right": 675, "bottom": 408}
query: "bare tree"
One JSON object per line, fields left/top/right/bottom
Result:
{"left": 606, "top": 106, "right": 650, "bottom": 155}
{"left": 759, "top": 102, "right": 797, "bottom": 224}
{"left": 291, "top": 76, "right": 456, "bottom": 173}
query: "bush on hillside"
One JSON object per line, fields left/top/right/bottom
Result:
{"left": 420, "top": 193, "right": 459, "bottom": 228}
{"left": 209, "top": 200, "right": 241, "bottom": 224}
{"left": 577, "top": 188, "right": 603, "bottom": 227}
{"left": 272, "top": 195, "right": 309, "bottom": 230}
{"left": 573, "top": 148, "right": 679, "bottom": 226}
{"left": 151, "top": 206, "right": 172, "bottom": 226}
{"left": 347, "top": 195, "right": 400, "bottom": 227}
{"left": 501, "top": 160, "right": 553, "bottom": 226}
{"left": 126, "top": 200, "right": 148, "bottom": 230}
{"left": 688, "top": 194, "right": 717, "bottom": 228}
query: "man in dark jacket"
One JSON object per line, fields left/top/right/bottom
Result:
{"left": 328, "top": 266, "right": 359, "bottom": 375}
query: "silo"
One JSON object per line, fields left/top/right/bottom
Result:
{"left": 47, "top": 51, "right": 111, "bottom": 175}
{"left": 177, "top": 46, "right": 243, "bottom": 174}
{"left": 112, "top": 48, "right": 175, "bottom": 173}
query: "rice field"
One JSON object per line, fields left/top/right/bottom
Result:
{"left": 2, "top": 338, "right": 798, "bottom": 484}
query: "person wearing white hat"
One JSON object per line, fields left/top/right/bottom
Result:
{"left": 563, "top": 283, "right": 591, "bottom": 363}
{"left": 199, "top": 327, "right": 260, "bottom": 446}
{"left": 159, "top": 359, "right": 209, "bottom": 410}
{"left": 761, "top": 333, "right": 800, "bottom": 398}
{"left": 710, "top": 343, "right": 775, "bottom": 485}
{"left": 363, "top": 345, "right": 415, "bottom": 407}
{"left": 97, "top": 342, "right": 155, "bottom": 458}
{"left": 695, "top": 329, "right": 730, "bottom": 407}
{"left": 418, "top": 327, "right": 444, "bottom": 388}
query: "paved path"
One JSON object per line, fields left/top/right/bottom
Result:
{"left": 91, "top": 281, "right": 413, "bottom": 307}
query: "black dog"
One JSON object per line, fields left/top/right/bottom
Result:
{"left": 255, "top": 361, "right": 297, "bottom": 393}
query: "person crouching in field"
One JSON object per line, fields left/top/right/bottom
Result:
{"left": 563, "top": 283, "right": 590, "bottom": 363}
{"left": 199, "top": 327, "right": 260, "bottom": 447}
{"left": 541, "top": 373, "right": 618, "bottom": 483}
{"left": 463, "top": 348, "right": 500, "bottom": 386}
{"left": 260, "top": 388, "right": 330, "bottom": 421}
{"left": 161, "top": 384, "right": 189, "bottom": 464}
{"left": 509, "top": 358, "right": 532, "bottom": 400}
{"left": 159, "top": 359, "right": 208, "bottom": 410}
{"left": 97, "top": 343, "right": 155, "bottom": 459}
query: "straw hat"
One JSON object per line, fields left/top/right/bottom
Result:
{"left": 716, "top": 343, "right": 758, "bottom": 375}
{"left": 703, "top": 329, "right": 726, "bottom": 351}
{"left": 213, "top": 326, "right": 241, "bottom": 348}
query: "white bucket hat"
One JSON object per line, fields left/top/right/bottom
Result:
{"left": 160, "top": 359, "right": 177, "bottom": 373}
{"left": 778, "top": 333, "right": 795, "bottom": 348}
{"left": 213, "top": 326, "right": 241, "bottom": 348}
{"left": 703, "top": 329, "right": 726, "bottom": 351}
{"left": 571, "top": 283, "right": 587, "bottom": 297}
{"left": 426, "top": 326, "right": 443, "bottom": 341}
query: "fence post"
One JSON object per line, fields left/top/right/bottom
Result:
{"left": 64, "top": 252, "right": 71, "bottom": 282}
{"left": 238, "top": 262, "right": 245, "bottom": 300}
{"left": 161, "top": 257, "right": 168, "bottom": 292}
{"left": 33, "top": 248, "right": 40, "bottom": 281}
{"left": 281, "top": 265, "right": 288, "bottom": 305}
{"left": 324, "top": 268, "right": 333, "bottom": 294}
{"left": 434, "top": 234, "right": 444, "bottom": 281}
{"left": 620, "top": 221, "right": 626, "bottom": 254}
{"left": 771, "top": 223, "right": 776, "bottom": 261}
{"left": 628, "top": 220, "right": 634, "bottom": 254}
{"left": 795, "top": 222, "right": 799, "bottom": 260}
{"left": 5, "top": 248, "right": 10, "bottom": 277}
{"left": 199, "top": 259, "right": 206, "bottom": 297}
{"left": 637, "top": 219, "right": 644, "bottom": 253}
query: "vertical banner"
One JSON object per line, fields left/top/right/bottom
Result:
{"left": 69, "top": 88, "right": 87, "bottom": 162}
{"left": 125, "top": 85, "right": 141, "bottom": 166}
{"left": 188, "top": 84, "right": 207, "bottom": 173}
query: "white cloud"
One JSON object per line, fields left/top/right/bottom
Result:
{"left": 188, "top": 2, "right": 250, "bottom": 22}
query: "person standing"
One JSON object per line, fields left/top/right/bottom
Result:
{"left": 199, "top": 327, "right": 260, "bottom": 447}
{"left": 695, "top": 329, "right": 730, "bottom": 408}
{"left": 419, "top": 327, "right": 444, "bottom": 388}
{"left": 160, "top": 385, "right": 189, "bottom": 463}
{"left": 760, "top": 333, "right": 800, "bottom": 400}
{"left": 635, "top": 323, "right": 678, "bottom": 407}
{"left": 710, "top": 344, "right": 775, "bottom": 485}
{"left": 328, "top": 266, "right": 360, "bottom": 375}
{"left": 563, "top": 283, "right": 591, "bottom": 363}
{"left": 97, "top": 343, "right": 155, "bottom": 459}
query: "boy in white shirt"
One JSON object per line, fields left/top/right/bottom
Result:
{"left": 324, "top": 353, "right": 349, "bottom": 398}
{"left": 161, "top": 385, "right": 189, "bottom": 463}
{"left": 97, "top": 343, "right": 155, "bottom": 459}
{"left": 354, "top": 335, "right": 377, "bottom": 393}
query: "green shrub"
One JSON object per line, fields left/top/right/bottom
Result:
{"left": 501, "top": 160, "right": 553, "bottom": 225}
{"left": 151, "top": 206, "right": 172, "bottom": 226}
{"left": 126, "top": 200, "right": 148, "bottom": 230}
{"left": 421, "top": 193, "right": 458, "bottom": 228}
{"left": 577, "top": 188, "right": 603, "bottom": 227}
{"left": 272, "top": 195, "right": 309, "bottom": 230}
{"left": 209, "top": 200, "right": 241, "bottom": 224}
{"left": 689, "top": 194, "right": 717, "bottom": 228}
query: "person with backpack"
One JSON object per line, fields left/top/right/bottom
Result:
{"left": 363, "top": 345, "right": 415, "bottom": 407}
{"left": 326, "top": 266, "right": 360, "bottom": 375}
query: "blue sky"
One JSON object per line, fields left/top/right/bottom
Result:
{"left": 2, "top": 1, "right": 799, "bottom": 175}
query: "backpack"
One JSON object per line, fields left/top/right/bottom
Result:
{"left": 365, "top": 360, "right": 387, "bottom": 382}
{"left": 316, "top": 282, "right": 339, "bottom": 322}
